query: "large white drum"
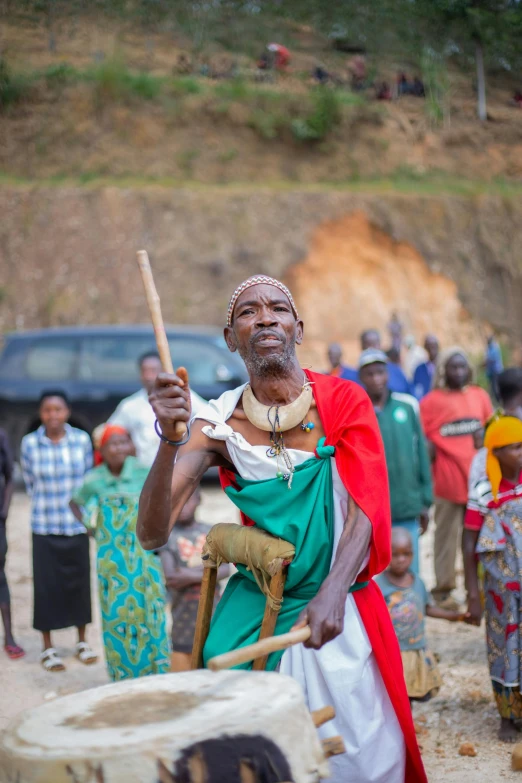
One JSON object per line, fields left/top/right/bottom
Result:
{"left": 0, "top": 670, "right": 329, "bottom": 783}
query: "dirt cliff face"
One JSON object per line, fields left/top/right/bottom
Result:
{"left": 1, "top": 186, "right": 520, "bottom": 369}
{"left": 287, "top": 211, "right": 486, "bottom": 367}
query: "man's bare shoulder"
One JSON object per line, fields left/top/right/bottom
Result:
{"left": 172, "top": 420, "right": 232, "bottom": 473}
{"left": 180, "top": 419, "right": 224, "bottom": 453}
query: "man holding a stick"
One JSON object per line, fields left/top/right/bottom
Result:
{"left": 137, "top": 275, "right": 426, "bottom": 783}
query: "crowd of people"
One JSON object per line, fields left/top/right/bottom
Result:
{"left": 0, "top": 299, "right": 520, "bottom": 762}
{"left": 0, "top": 351, "right": 216, "bottom": 679}
{"left": 325, "top": 322, "right": 522, "bottom": 744}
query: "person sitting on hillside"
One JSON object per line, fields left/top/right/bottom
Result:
{"left": 397, "top": 73, "right": 410, "bottom": 96}
{"left": 257, "top": 51, "right": 270, "bottom": 70}
{"left": 258, "top": 44, "right": 291, "bottom": 72}
{"left": 397, "top": 74, "right": 425, "bottom": 98}
{"left": 376, "top": 81, "right": 392, "bottom": 101}
{"left": 412, "top": 77, "right": 425, "bottom": 98}
{"left": 174, "top": 54, "right": 192, "bottom": 75}
{"left": 313, "top": 65, "right": 330, "bottom": 85}
{"left": 349, "top": 54, "right": 367, "bottom": 91}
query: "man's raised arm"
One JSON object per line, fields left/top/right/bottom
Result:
{"left": 137, "top": 373, "right": 220, "bottom": 550}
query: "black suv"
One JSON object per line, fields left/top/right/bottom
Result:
{"left": 0, "top": 325, "right": 248, "bottom": 460}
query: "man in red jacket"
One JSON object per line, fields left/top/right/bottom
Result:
{"left": 137, "top": 276, "right": 426, "bottom": 783}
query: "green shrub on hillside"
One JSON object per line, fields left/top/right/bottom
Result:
{"left": 0, "top": 59, "right": 33, "bottom": 110}
{"left": 249, "top": 108, "right": 283, "bottom": 139}
{"left": 89, "top": 55, "right": 162, "bottom": 105}
{"left": 291, "top": 89, "right": 342, "bottom": 142}
{"left": 170, "top": 76, "right": 203, "bottom": 96}
{"left": 421, "top": 49, "right": 450, "bottom": 127}
{"left": 90, "top": 55, "right": 129, "bottom": 104}
{"left": 128, "top": 72, "right": 162, "bottom": 99}
{"left": 215, "top": 78, "right": 250, "bottom": 101}
{"left": 44, "top": 63, "right": 77, "bottom": 87}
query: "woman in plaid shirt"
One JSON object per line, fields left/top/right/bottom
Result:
{"left": 21, "top": 391, "right": 97, "bottom": 672}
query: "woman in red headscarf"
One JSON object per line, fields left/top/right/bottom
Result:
{"left": 70, "top": 425, "right": 170, "bottom": 681}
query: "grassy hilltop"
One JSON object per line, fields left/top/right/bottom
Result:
{"left": 1, "top": 1, "right": 522, "bottom": 188}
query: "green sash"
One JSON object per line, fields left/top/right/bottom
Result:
{"left": 203, "top": 439, "right": 335, "bottom": 670}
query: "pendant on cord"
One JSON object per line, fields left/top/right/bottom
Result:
{"left": 265, "top": 405, "right": 295, "bottom": 489}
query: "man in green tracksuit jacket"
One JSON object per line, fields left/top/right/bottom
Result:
{"left": 358, "top": 349, "right": 433, "bottom": 574}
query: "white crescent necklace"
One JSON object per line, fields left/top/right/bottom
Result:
{"left": 241, "top": 376, "right": 315, "bottom": 489}
{"left": 242, "top": 378, "right": 313, "bottom": 432}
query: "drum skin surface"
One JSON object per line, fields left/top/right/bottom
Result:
{"left": 0, "top": 670, "right": 329, "bottom": 782}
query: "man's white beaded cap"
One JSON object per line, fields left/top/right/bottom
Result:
{"left": 226, "top": 275, "right": 299, "bottom": 327}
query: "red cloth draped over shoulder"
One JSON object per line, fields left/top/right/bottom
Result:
{"left": 219, "top": 370, "right": 427, "bottom": 783}
{"left": 306, "top": 369, "right": 390, "bottom": 579}
{"left": 307, "top": 371, "right": 426, "bottom": 783}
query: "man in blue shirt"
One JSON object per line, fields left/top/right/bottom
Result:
{"left": 325, "top": 330, "right": 412, "bottom": 393}
{"left": 413, "top": 335, "right": 439, "bottom": 400}
{"left": 326, "top": 342, "right": 359, "bottom": 382}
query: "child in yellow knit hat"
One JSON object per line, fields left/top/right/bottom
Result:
{"left": 463, "top": 415, "right": 522, "bottom": 742}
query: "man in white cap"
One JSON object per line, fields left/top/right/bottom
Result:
{"left": 359, "top": 348, "right": 433, "bottom": 575}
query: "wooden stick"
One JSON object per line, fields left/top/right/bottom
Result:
{"left": 252, "top": 569, "right": 287, "bottom": 672}
{"left": 321, "top": 736, "right": 346, "bottom": 758}
{"left": 207, "top": 626, "right": 311, "bottom": 671}
{"left": 310, "top": 705, "right": 336, "bottom": 728}
{"left": 157, "top": 759, "right": 175, "bottom": 783}
{"left": 136, "top": 250, "right": 187, "bottom": 439}
{"left": 190, "top": 566, "right": 218, "bottom": 670}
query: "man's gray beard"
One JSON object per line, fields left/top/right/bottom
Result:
{"left": 240, "top": 343, "right": 296, "bottom": 379}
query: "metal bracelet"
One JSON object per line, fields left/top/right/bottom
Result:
{"left": 154, "top": 419, "right": 191, "bottom": 447}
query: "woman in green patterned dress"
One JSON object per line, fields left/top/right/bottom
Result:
{"left": 70, "top": 425, "right": 170, "bottom": 681}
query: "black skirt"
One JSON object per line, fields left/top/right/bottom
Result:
{"left": 32, "top": 533, "right": 92, "bottom": 632}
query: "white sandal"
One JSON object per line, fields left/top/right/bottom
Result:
{"left": 40, "top": 647, "right": 65, "bottom": 672}
{"left": 75, "top": 641, "right": 98, "bottom": 665}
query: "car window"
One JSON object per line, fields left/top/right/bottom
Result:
{"left": 25, "top": 338, "right": 78, "bottom": 381}
{"left": 79, "top": 336, "right": 158, "bottom": 382}
{"left": 0, "top": 340, "right": 28, "bottom": 379}
{"left": 168, "top": 338, "right": 232, "bottom": 385}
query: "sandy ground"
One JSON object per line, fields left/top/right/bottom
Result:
{"left": 1, "top": 490, "right": 520, "bottom": 781}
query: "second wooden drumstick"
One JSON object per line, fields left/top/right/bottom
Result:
{"left": 207, "top": 626, "right": 311, "bottom": 671}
